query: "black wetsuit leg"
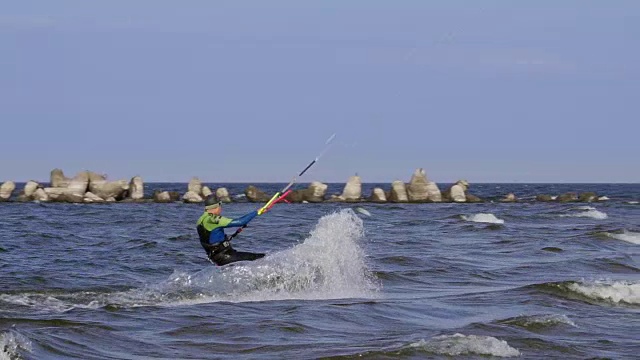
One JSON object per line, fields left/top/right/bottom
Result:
{"left": 210, "top": 246, "right": 265, "bottom": 266}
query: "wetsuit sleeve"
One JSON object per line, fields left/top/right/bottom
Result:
{"left": 226, "top": 210, "right": 258, "bottom": 227}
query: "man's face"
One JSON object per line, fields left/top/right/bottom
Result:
{"left": 207, "top": 206, "right": 221, "bottom": 216}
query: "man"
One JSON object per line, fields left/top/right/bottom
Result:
{"left": 196, "top": 196, "right": 265, "bottom": 266}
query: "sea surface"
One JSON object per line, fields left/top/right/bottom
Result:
{"left": 1, "top": 183, "right": 639, "bottom": 359}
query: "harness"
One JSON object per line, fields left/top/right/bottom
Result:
{"left": 197, "top": 215, "right": 231, "bottom": 256}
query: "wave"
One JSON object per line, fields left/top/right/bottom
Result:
{"left": 0, "top": 209, "right": 378, "bottom": 311}
{"left": 534, "top": 280, "right": 640, "bottom": 306}
{"left": 0, "top": 330, "right": 32, "bottom": 360}
{"left": 499, "top": 314, "right": 576, "bottom": 331}
{"left": 410, "top": 334, "right": 520, "bottom": 357}
{"left": 560, "top": 206, "right": 608, "bottom": 220}
{"left": 462, "top": 213, "right": 505, "bottom": 224}
{"left": 606, "top": 230, "right": 640, "bottom": 245}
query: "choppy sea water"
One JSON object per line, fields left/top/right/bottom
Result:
{"left": 1, "top": 183, "right": 638, "bottom": 359}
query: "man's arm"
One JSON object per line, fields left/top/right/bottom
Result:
{"left": 223, "top": 210, "right": 258, "bottom": 228}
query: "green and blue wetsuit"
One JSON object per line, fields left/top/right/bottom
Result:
{"left": 196, "top": 210, "right": 264, "bottom": 266}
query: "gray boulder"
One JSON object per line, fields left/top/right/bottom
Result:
{"left": 128, "top": 176, "right": 144, "bottom": 200}
{"left": 426, "top": 182, "right": 442, "bottom": 202}
{"left": 306, "top": 182, "right": 328, "bottom": 202}
{"left": 450, "top": 184, "right": 466, "bottom": 202}
{"left": 50, "top": 168, "right": 70, "bottom": 188}
{"left": 24, "top": 181, "right": 39, "bottom": 197}
{"left": 0, "top": 181, "right": 16, "bottom": 201}
{"left": 153, "top": 190, "right": 172, "bottom": 203}
{"left": 84, "top": 192, "right": 105, "bottom": 203}
{"left": 369, "top": 188, "right": 387, "bottom": 203}
{"left": 216, "top": 188, "right": 232, "bottom": 203}
{"left": 407, "top": 168, "right": 430, "bottom": 202}
{"left": 557, "top": 192, "right": 578, "bottom": 203}
{"left": 245, "top": 185, "right": 270, "bottom": 202}
{"left": 188, "top": 177, "right": 203, "bottom": 197}
{"left": 183, "top": 191, "right": 203, "bottom": 203}
{"left": 33, "top": 188, "right": 49, "bottom": 202}
{"left": 536, "top": 194, "right": 553, "bottom": 202}
{"left": 341, "top": 175, "right": 362, "bottom": 202}
{"left": 389, "top": 180, "right": 408, "bottom": 203}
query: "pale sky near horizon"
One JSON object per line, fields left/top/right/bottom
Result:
{"left": 1, "top": 1, "right": 638, "bottom": 183}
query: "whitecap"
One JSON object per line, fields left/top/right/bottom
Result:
{"left": 626, "top": 201, "right": 639, "bottom": 205}
{"left": 508, "top": 314, "right": 576, "bottom": 328}
{"left": 462, "top": 213, "right": 505, "bottom": 224}
{"left": 568, "top": 280, "right": 640, "bottom": 305}
{"left": 561, "top": 207, "right": 608, "bottom": 220}
{"left": 0, "top": 330, "right": 32, "bottom": 360}
{"left": 411, "top": 333, "right": 520, "bottom": 357}
{"left": 354, "top": 207, "right": 372, "bottom": 217}
{"left": 606, "top": 230, "right": 640, "bottom": 245}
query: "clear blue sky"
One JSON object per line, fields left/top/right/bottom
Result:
{"left": 1, "top": 1, "right": 638, "bottom": 183}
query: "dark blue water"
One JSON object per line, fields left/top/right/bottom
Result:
{"left": 1, "top": 183, "right": 639, "bottom": 359}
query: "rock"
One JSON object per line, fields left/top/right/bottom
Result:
{"left": 153, "top": 190, "right": 172, "bottom": 203}
{"left": 406, "top": 168, "right": 430, "bottom": 202}
{"left": 501, "top": 193, "right": 517, "bottom": 202}
{"left": 33, "top": 188, "right": 49, "bottom": 202}
{"left": 326, "top": 194, "right": 346, "bottom": 202}
{"left": 183, "top": 191, "right": 203, "bottom": 203}
{"left": 105, "top": 197, "right": 117, "bottom": 202}
{"left": 306, "top": 181, "right": 328, "bottom": 203}
{"left": 84, "top": 192, "right": 105, "bottom": 203}
{"left": 457, "top": 179, "right": 470, "bottom": 191}
{"left": 285, "top": 189, "right": 306, "bottom": 203}
{"left": 128, "top": 176, "right": 144, "bottom": 200}
{"left": 24, "top": 181, "right": 39, "bottom": 197}
{"left": 466, "top": 194, "right": 483, "bottom": 203}
{"left": 557, "top": 192, "right": 578, "bottom": 203}
{"left": 89, "top": 179, "right": 128, "bottom": 200}
{"left": 579, "top": 192, "right": 598, "bottom": 202}
{"left": 50, "top": 168, "right": 70, "bottom": 188}
{"left": 245, "top": 185, "right": 270, "bottom": 202}
{"left": 188, "top": 177, "right": 203, "bottom": 196}
{"left": 202, "top": 186, "right": 213, "bottom": 198}
{"left": 88, "top": 171, "right": 107, "bottom": 184}
{"left": 216, "top": 188, "right": 231, "bottom": 203}
{"left": 450, "top": 184, "right": 466, "bottom": 202}
{"left": 0, "top": 181, "right": 16, "bottom": 201}
{"left": 536, "top": 194, "right": 553, "bottom": 202}
{"left": 426, "top": 182, "right": 442, "bottom": 202}
{"left": 341, "top": 175, "right": 362, "bottom": 202}
{"left": 67, "top": 171, "right": 90, "bottom": 194}
{"left": 389, "top": 180, "right": 408, "bottom": 202}
{"left": 369, "top": 188, "right": 387, "bottom": 203}
{"left": 44, "top": 187, "right": 83, "bottom": 202}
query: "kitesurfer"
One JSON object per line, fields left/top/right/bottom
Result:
{"left": 196, "top": 196, "right": 265, "bottom": 266}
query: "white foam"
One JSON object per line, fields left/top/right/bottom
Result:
{"left": 627, "top": 201, "right": 639, "bottom": 205}
{"left": 354, "top": 207, "right": 372, "bottom": 217}
{"left": 411, "top": 333, "right": 520, "bottom": 357}
{"left": 568, "top": 280, "right": 640, "bottom": 305}
{"left": 0, "top": 330, "right": 32, "bottom": 360}
{"left": 517, "top": 314, "right": 576, "bottom": 328}
{"left": 606, "top": 230, "right": 640, "bottom": 245}
{"left": 562, "top": 207, "right": 608, "bottom": 220}
{"left": 0, "top": 210, "right": 378, "bottom": 310}
{"left": 462, "top": 213, "right": 505, "bottom": 224}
